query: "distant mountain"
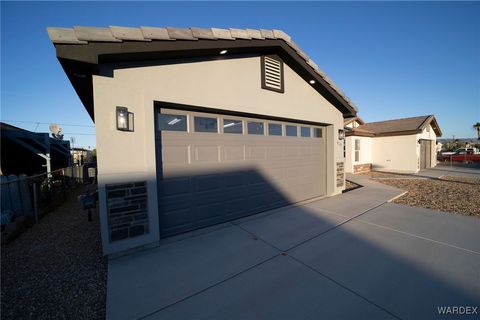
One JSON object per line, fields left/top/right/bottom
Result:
{"left": 438, "top": 138, "right": 479, "bottom": 144}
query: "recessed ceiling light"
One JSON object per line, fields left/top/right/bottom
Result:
{"left": 220, "top": 50, "right": 228, "bottom": 55}
{"left": 309, "top": 80, "right": 316, "bottom": 84}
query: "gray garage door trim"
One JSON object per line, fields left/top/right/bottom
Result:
{"left": 155, "top": 106, "right": 328, "bottom": 237}
{"left": 420, "top": 139, "right": 432, "bottom": 169}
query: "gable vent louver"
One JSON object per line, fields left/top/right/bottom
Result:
{"left": 261, "top": 55, "right": 284, "bottom": 93}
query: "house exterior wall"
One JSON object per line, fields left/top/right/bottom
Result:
{"left": 345, "top": 136, "right": 372, "bottom": 173}
{"left": 345, "top": 120, "right": 361, "bottom": 129}
{"left": 92, "top": 56, "right": 345, "bottom": 254}
{"left": 371, "top": 134, "right": 419, "bottom": 173}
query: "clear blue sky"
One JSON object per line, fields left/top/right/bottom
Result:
{"left": 2, "top": 1, "right": 479, "bottom": 148}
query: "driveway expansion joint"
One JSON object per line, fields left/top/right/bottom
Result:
{"left": 357, "top": 219, "right": 480, "bottom": 256}
{"left": 284, "top": 201, "right": 390, "bottom": 253}
{"left": 287, "top": 254, "right": 403, "bottom": 320}
{"left": 231, "top": 222, "right": 284, "bottom": 253}
{"left": 136, "top": 253, "right": 281, "bottom": 320}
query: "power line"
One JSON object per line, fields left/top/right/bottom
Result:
{"left": 2, "top": 120, "right": 95, "bottom": 128}
{"left": 63, "top": 133, "right": 96, "bottom": 136}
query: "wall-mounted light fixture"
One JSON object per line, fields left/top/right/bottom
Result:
{"left": 116, "top": 106, "right": 134, "bottom": 132}
{"left": 338, "top": 129, "right": 345, "bottom": 140}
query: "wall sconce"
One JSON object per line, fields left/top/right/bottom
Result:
{"left": 338, "top": 129, "right": 345, "bottom": 140}
{"left": 116, "top": 106, "right": 134, "bottom": 132}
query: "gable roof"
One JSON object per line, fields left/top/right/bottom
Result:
{"left": 47, "top": 26, "right": 358, "bottom": 120}
{"left": 344, "top": 116, "right": 365, "bottom": 126}
{"left": 346, "top": 115, "right": 442, "bottom": 137}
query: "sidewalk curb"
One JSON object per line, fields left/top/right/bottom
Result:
{"left": 387, "top": 191, "right": 408, "bottom": 203}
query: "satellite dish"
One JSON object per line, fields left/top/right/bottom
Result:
{"left": 49, "top": 124, "right": 60, "bottom": 134}
{"left": 49, "top": 123, "right": 64, "bottom": 140}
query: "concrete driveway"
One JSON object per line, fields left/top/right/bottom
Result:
{"left": 107, "top": 177, "right": 480, "bottom": 320}
{"left": 418, "top": 166, "right": 480, "bottom": 178}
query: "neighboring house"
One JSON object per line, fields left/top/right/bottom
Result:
{"left": 48, "top": 26, "right": 357, "bottom": 254}
{"left": 0, "top": 122, "right": 71, "bottom": 176}
{"left": 344, "top": 115, "right": 442, "bottom": 174}
{"left": 71, "top": 148, "right": 93, "bottom": 166}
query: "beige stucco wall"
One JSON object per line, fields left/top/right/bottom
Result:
{"left": 371, "top": 134, "right": 419, "bottom": 173}
{"left": 92, "top": 56, "right": 345, "bottom": 254}
{"left": 346, "top": 124, "right": 438, "bottom": 174}
{"left": 345, "top": 120, "right": 361, "bottom": 129}
{"left": 345, "top": 136, "right": 373, "bottom": 173}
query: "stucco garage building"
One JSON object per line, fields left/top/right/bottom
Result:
{"left": 344, "top": 115, "right": 442, "bottom": 174}
{"left": 48, "top": 26, "right": 357, "bottom": 254}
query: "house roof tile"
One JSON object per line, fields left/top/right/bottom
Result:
{"left": 348, "top": 115, "right": 442, "bottom": 137}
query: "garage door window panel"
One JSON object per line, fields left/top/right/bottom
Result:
{"left": 286, "top": 125, "right": 298, "bottom": 137}
{"left": 301, "top": 127, "right": 311, "bottom": 137}
{"left": 313, "top": 128, "right": 323, "bottom": 138}
{"left": 248, "top": 121, "right": 265, "bottom": 135}
{"left": 268, "top": 123, "right": 282, "bottom": 136}
{"left": 195, "top": 116, "right": 218, "bottom": 133}
{"left": 223, "top": 119, "right": 243, "bottom": 134}
{"left": 158, "top": 114, "right": 188, "bottom": 132}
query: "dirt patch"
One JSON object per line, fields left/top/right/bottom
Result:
{"left": 372, "top": 175, "right": 480, "bottom": 217}
{"left": 1, "top": 185, "right": 107, "bottom": 320}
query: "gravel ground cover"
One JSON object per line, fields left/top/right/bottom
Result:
{"left": 361, "top": 171, "right": 426, "bottom": 179}
{"left": 363, "top": 172, "right": 480, "bottom": 217}
{"left": 1, "top": 185, "right": 107, "bottom": 320}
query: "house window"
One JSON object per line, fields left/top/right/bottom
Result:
{"left": 301, "top": 127, "right": 311, "bottom": 137}
{"left": 248, "top": 121, "right": 264, "bottom": 135}
{"left": 158, "top": 114, "right": 187, "bottom": 131}
{"left": 313, "top": 128, "right": 323, "bottom": 138}
{"left": 268, "top": 123, "right": 282, "bottom": 136}
{"left": 355, "top": 139, "right": 360, "bottom": 162}
{"left": 194, "top": 116, "right": 218, "bottom": 133}
{"left": 261, "top": 55, "right": 284, "bottom": 93}
{"left": 223, "top": 119, "right": 243, "bottom": 134}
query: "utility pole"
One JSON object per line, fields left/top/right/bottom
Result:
{"left": 44, "top": 133, "right": 52, "bottom": 179}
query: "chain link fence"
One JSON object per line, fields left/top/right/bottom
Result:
{"left": 1, "top": 165, "right": 96, "bottom": 242}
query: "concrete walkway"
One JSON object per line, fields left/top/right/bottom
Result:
{"left": 107, "top": 177, "right": 480, "bottom": 320}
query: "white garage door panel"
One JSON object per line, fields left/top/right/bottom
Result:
{"left": 155, "top": 108, "right": 327, "bottom": 237}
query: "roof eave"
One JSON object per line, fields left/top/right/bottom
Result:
{"left": 374, "top": 129, "right": 423, "bottom": 137}
{"left": 52, "top": 38, "right": 357, "bottom": 121}
{"left": 419, "top": 115, "right": 442, "bottom": 137}
{"left": 344, "top": 116, "right": 365, "bottom": 126}
{"left": 347, "top": 128, "right": 432, "bottom": 137}
{"left": 345, "top": 131, "right": 375, "bottom": 137}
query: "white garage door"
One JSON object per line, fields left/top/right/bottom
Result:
{"left": 155, "top": 107, "right": 327, "bottom": 237}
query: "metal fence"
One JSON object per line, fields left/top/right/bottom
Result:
{"left": 1, "top": 165, "right": 95, "bottom": 229}
{"left": 437, "top": 154, "right": 480, "bottom": 169}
